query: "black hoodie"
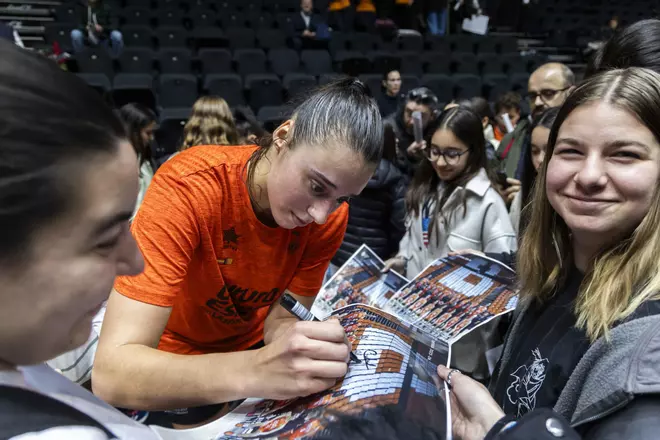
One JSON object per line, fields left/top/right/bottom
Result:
{"left": 332, "top": 159, "right": 409, "bottom": 267}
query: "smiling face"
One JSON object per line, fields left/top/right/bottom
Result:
{"left": 266, "top": 129, "right": 376, "bottom": 229}
{"left": 0, "top": 141, "right": 144, "bottom": 366}
{"left": 546, "top": 101, "right": 660, "bottom": 250}
{"left": 428, "top": 128, "right": 471, "bottom": 182}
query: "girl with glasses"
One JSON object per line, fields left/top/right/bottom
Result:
{"left": 383, "top": 106, "right": 516, "bottom": 380}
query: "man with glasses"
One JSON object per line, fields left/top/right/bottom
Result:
{"left": 384, "top": 87, "right": 440, "bottom": 176}
{"left": 498, "top": 63, "right": 575, "bottom": 178}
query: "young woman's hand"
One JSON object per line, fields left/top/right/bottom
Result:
{"left": 497, "top": 178, "right": 521, "bottom": 205}
{"left": 448, "top": 249, "right": 485, "bottom": 258}
{"left": 382, "top": 256, "right": 406, "bottom": 274}
{"left": 437, "top": 365, "right": 505, "bottom": 440}
{"left": 251, "top": 318, "right": 350, "bottom": 400}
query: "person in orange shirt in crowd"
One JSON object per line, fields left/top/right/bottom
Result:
{"left": 493, "top": 92, "right": 522, "bottom": 142}
{"left": 93, "top": 79, "right": 384, "bottom": 427}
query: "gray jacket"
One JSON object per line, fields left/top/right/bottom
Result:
{"left": 494, "top": 302, "right": 660, "bottom": 438}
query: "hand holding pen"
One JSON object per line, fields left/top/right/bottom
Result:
{"left": 248, "top": 294, "right": 356, "bottom": 400}
{"left": 280, "top": 293, "right": 360, "bottom": 364}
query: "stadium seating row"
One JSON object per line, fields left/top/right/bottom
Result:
{"left": 73, "top": 46, "right": 543, "bottom": 78}
{"left": 46, "top": 22, "right": 519, "bottom": 55}
{"left": 78, "top": 71, "right": 530, "bottom": 111}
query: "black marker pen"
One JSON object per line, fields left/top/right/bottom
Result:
{"left": 280, "top": 293, "right": 360, "bottom": 364}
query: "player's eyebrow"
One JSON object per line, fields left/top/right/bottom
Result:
{"left": 310, "top": 169, "right": 359, "bottom": 198}
{"left": 310, "top": 169, "right": 338, "bottom": 189}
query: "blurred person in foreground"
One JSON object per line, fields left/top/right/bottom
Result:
{"left": 0, "top": 39, "right": 155, "bottom": 439}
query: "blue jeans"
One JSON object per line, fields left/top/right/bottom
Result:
{"left": 71, "top": 29, "right": 123, "bottom": 56}
{"left": 427, "top": 9, "right": 447, "bottom": 36}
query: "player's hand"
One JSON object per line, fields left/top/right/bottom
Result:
{"left": 382, "top": 256, "right": 406, "bottom": 274}
{"left": 407, "top": 140, "right": 426, "bottom": 156}
{"left": 251, "top": 318, "right": 350, "bottom": 400}
{"left": 437, "top": 365, "right": 504, "bottom": 440}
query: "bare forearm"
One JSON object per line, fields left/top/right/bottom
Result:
{"left": 93, "top": 345, "right": 258, "bottom": 411}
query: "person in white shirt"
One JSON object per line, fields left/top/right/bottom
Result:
{"left": 384, "top": 106, "right": 516, "bottom": 278}
{"left": 0, "top": 40, "right": 154, "bottom": 439}
{"left": 383, "top": 105, "right": 516, "bottom": 380}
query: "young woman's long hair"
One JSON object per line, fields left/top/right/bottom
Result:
{"left": 518, "top": 67, "right": 660, "bottom": 341}
{"left": 180, "top": 96, "right": 239, "bottom": 151}
{"left": 405, "top": 106, "right": 492, "bottom": 243}
{"left": 117, "top": 103, "right": 157, "bottom": 166}
{"left": 518, "top": 107, "right": 560, "bottom": 235}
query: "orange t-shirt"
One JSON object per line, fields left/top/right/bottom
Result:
{"left": 114, "top": 145, "right": 348, "bottom": 355}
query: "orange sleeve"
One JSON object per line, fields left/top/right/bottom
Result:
{"left": 287, "top": 203, "right": 348, "bottom": 297}
{"left": 114, "top": 171, "right": 203, "bottom": 307}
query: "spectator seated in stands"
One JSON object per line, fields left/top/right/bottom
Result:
{"left": 179, "top": 96, "right": 240, "bottom": 152}
{"left": 291, "top": 0, "right": 330, "bottom": 50}
{"left": 425, "top": 0, "right": 448, "bottom": 36}
{"left": 71, "top": 0, "right": 122, "bottom": 57}
{"left": 0, "top": 22, "right": 24, "bottom": 48}
{"left": 493, "top": 92, "right": 522, "bottom": 143}
{"left": 498, "top": 63, "right": 575, "bottom": 178}
{"left": 384, "top": 87, "right": 441, "bottom": 177}
{"left": 376, "top": 69, "right": 404, "bottom": 117}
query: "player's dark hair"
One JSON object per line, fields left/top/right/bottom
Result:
{"left": 314, "top": 406, "right": 443, "bottom": 440}
{"left": 246, "top": 78, "right": 383, "bottom": 210}
{"left": 0, "top": 40, "right": 126, "bottom": 265}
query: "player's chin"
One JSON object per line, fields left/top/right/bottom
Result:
{"left": 273, "top": 210, "right": 296, "bottom": 230}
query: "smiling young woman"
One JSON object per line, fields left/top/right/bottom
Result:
{"left": 383, "top": 106, "right": 516, "bottom": 381}
{"left": 93, "top": 78, "right": 383, "bottom": 427}
{"left": 434, "top": 68, "right": 660, "bottom": 440}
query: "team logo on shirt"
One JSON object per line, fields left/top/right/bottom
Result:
{"left": 506, "top": 348, "right": 549, "bottom": 417}
{"left": 288, "top": 231, "right": 301, "bottom": 253}
{"left": 205, "top": 285, "right": 281, "bottom": 324}
{"left": 223, "top": 227, "right": 240, "bottom": 250}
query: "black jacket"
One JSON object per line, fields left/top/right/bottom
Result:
{"left": 332, "top": 159, "right": 409, "bottom": 267}
{"left": 291, "top": 11, "right": 323, "bottom": 34}
{"left": 376, "top": 92, "right": 404, "bottom": 118}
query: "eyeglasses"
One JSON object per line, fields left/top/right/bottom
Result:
{"left": 526, "top": 86, "right": 571, "bottom": 103}
{"left": 425, "top": 146, "right": 469, "bottom": 164}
